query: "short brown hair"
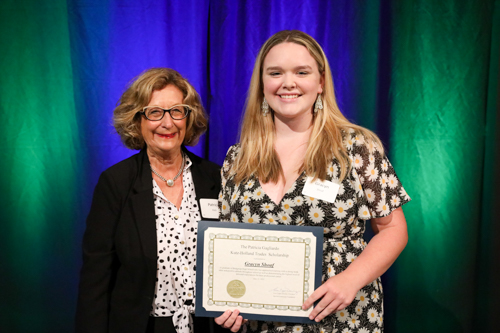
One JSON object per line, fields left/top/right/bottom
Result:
{"left": 113, "top": 68, "right": 208, "bottom": 149}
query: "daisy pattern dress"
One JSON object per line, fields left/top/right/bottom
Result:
{"left": 218, "top": 130, "right": 411, "bottom": 333}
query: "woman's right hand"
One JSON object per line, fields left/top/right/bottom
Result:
{"left": 214, "top": 309, "right": 245, "bottom": 332}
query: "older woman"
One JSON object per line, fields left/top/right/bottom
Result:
{"left": 76, "top": 68, "right": 222, "bottom": 333}
{"left": 216, "top": 31, "right": 411, "bottom": 332}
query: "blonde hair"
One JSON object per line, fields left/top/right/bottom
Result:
{"left": 113, "top": 68, "right": 207, "bottom": 149}
{"left": 232, "top": 30, "right": 383, "bottom": 184}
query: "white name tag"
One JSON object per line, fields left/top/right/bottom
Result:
{"left": 200, "top": 198, "right": 219, "bottom": 219}
{"left": 302, "top": 177, "right": 340, "bottom": 203}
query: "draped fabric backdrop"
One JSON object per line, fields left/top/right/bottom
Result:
{"left": 0, "top": 0, "right": 498, "bottom": 332}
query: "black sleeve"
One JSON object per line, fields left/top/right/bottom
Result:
{"left": 75, "top": 171, "right": 122, "bottom": 333}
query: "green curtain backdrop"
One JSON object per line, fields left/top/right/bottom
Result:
{"left": 0, "top": 0, "right": 498, "bottom": 332}
{"left": 390, "top": 1, "right": 498, "bottom": 332}
{"left": 0, "top": 0, "right": 84, "bottom": 330}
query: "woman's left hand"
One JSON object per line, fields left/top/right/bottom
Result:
{"left": 214, "top": 309, "right": 247, "bottom": 332}
{"left": 302, "top": 272, "right": 360, "bottom": 322}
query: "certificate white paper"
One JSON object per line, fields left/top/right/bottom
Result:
{"left": 196, "top": 221, "right": 323, "bottom": 323}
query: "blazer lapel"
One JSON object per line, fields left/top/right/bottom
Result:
{"left": 186, "top": 149, "right": 218, "bottom": 200}
{"left": 131, "top": 149, "right": 157, "bottom": 261}
{"left": 185, "top": 149, "right": 220, "bottom": 220}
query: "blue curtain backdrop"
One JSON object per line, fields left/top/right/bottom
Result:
{"left": 0, "top": 0, "right": 498, "bottom": 332}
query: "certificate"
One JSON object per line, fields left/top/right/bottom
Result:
{"left": 195, "top": 221, "right": 323, "bottom": 324}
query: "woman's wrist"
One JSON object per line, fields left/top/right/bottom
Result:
{"left": 335, "top": 261, "right": 374, "bottom": 292}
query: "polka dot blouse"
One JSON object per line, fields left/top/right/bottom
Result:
{"left": 150, "top": 156, "right": 200, "bottom": 333}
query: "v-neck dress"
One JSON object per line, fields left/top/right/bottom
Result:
{"left": 218, "top": 130, "right": 411, "bottom": 333}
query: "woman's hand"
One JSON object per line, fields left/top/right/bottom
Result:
{"left": 303, "top": 208, "right": 408, "bottom": 322}
{"left": 302, "top": 272, "right": 361, "bottom": 322}
{"left": 302, "top": 208, "right": 408, "bottom": 322}
{"left": 214, "top": 309, "right": 246, "bottom": 332}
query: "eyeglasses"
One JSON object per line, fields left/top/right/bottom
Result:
{"left": 140, "top": 104, "right": 191, "bottom": 121}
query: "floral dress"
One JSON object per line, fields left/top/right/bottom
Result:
{"left": 218, "top": 130, "right": 411, "bottom": 333}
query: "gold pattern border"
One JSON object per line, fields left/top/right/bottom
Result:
{"left": 207, "top": 233, "right": 311, "bottom": 312}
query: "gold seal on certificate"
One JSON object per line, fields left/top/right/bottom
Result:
{"left": 227, "top": 280, "right": 246, "bottom": 298}
{"left": 196, "top": 221, "right": 323, "bottom": 324}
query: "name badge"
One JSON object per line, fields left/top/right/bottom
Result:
{"left": 200, "top": 198, "right": 219, "bottom": 219}
{"left": 302, "top": 177, "right": 340, "bottom": 203}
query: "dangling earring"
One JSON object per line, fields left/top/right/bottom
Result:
{"left": 314, "top": 94, "right": 323, "bottom": 113}
{"left": 262, "top": 98, "right": 269, "bottom": 116}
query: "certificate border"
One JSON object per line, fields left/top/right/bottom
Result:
{"left": 195, "top": 221, "right": 323, "bottom": 324}
{"left": 210, "top": 236, "right": 309, "bottom": 308}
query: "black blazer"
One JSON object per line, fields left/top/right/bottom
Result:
{"left": 76, "top": 147, "right": 221, "bottom": 333}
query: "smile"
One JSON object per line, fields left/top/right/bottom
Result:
{"left": 157, "top": 133, "right": 176, "bottom": 139}
{"left": 279, "top": 94, "right": 300, "bottom": 99}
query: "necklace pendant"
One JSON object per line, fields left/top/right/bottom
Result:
{"left": 150, "top": 153, "right": 185, "bottom": 188}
